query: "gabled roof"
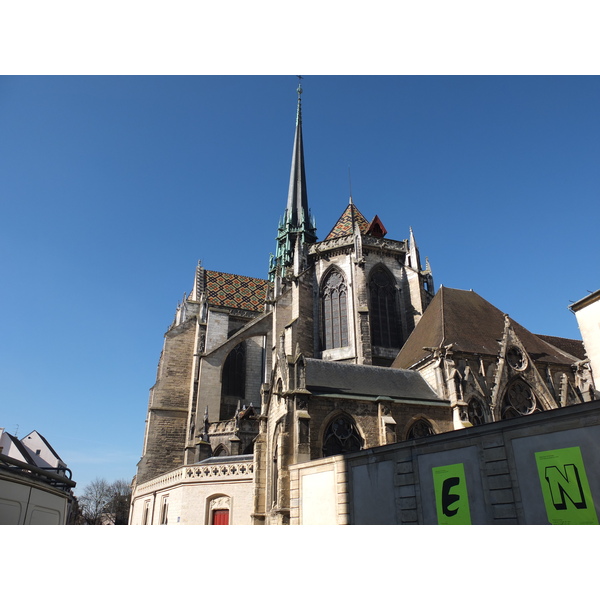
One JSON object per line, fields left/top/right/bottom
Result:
{"left": 21, "top": 430, "right": 63, "bottom": 463}
{"left": 4, "top": 433, "right": 37, "bottom": 465}
{"left": 366, "top": 214, "right": 387, "bottom": 238}
{"left": 392, "top": 287, "right": 582, "bottom": 369}
{"left": 304, "top": 358, "right": 445, "bottom": 403}
{"left": 325, "top": 201, "right": 389, "bottom": 241}
{"left": 205, "top": 270, "right": 269, "bottom": 312}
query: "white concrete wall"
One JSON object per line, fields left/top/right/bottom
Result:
{"left": 574, "top": 296, "right": 600, "bottom": 387}
{"left": 20, "top": 431, "right": 64, "bottom": 469}
{"left": 130, "top": 463, "right": 255, "bottom": 525}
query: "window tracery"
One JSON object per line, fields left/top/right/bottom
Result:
{"left": 369, "top": 267, "right": 401, "bottom": 348}
{"left": 322, "top": 414, "right": 363, "bottom": 457}
{"left": 321, "top": 270, "right": 349, "bottom": 350}
{"left": 506, "top": 346, "right": 527, "bottom": 371}
{"left": 467, "top": 397, "right": 486, "bottom": 425}
{"left": 406, "top": 418, "right": 434, "bottom": 440}
{"left": 501, "top": 379, "right": 541, "bottom": 419}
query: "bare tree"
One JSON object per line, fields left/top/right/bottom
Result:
{"left": 104, "top": 478, "right": 132, "bottom": 525}
{"left": 78, "top": 477, "right": 112, "bottom": 525}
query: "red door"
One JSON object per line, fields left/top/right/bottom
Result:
{"left": 212, "top": 509, "right": 229, "bottom": 525}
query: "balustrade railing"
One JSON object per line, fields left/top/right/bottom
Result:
{"left": 135, "top": 460, "right": 254, "bottom": 494}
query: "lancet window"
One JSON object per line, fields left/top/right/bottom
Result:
{"left": 321, "top": 269, "right": 349, "bottom": 350}
{"left": 368, "top": 267, "right": 401, "bottom": 348}
{"left": 272, "top": 421, "right": 283, "bottom": 507}
{"left": 222, "top": 342, "right": 245, "bottom": 397}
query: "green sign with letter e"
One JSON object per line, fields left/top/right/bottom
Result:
{"left": 433, "top": 463, "right": 472, "bottom": 525}
{"left": 535, "top": 446, "right": 598, "bottom": 525}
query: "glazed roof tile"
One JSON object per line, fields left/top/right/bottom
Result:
{"left": 325, "top": 203, "right": 370, "bottom": 240}
{"left": 205, "top": 270, "right": 269, "bottom": 312}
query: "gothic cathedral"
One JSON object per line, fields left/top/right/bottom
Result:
{"left": 131, "top": 82, "right": 594, "bottom": 525}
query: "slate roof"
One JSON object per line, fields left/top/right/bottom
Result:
{"left": 535, "top": 335, "right": 586, "bottom": 361}
{"left": 304, "top": 358, "right": 444, "bottom": 402}
{"left": 393, "top": 287, "right": 582, "bottom": 369}
{"left": 205, "top": 270, "right": 270, "bottom": 312}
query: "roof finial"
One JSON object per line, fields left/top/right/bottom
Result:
{"left": 348, "top": 166, "right": 353, "bottom": 205}
{"left": 296, "top": 75, "right": 303, "bottom": 124}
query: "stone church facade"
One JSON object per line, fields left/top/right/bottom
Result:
{"left": 129, "top": 83, "right": 595, "bottom": 525}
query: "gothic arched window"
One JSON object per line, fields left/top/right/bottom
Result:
{"left": 406, "top": 418, "right": 434, "bottom": 440}
{"left": 369, "top": 267, "right": 401, "bottom": 348}
{"left": 322, "top": 414, "right": 363, "bottom": 457}
{"left": 501, "top": 379, "right": 541, "bottom": 420}
{"left": 213, "top": 444, "right": 229, "bottom": 457}
{"left": 222, "top": 343, "right": 245, "bottom": 397}
{"left": 321, "top": 270, "right": 349, "bottom": 350}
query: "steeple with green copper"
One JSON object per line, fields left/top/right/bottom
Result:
{"left": 268, "top": 77, "right": 317, "bottom": 283}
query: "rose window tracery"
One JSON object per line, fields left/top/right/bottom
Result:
{"left": 467, "top": 398, "right": 486, "bottom": 426}
{"left": 501, "top": 379, "right": 540, "bottom": 419}
{"left": 506, "top": 346, "right": 527, "bottom": 371}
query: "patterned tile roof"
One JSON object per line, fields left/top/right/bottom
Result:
{"left": 205, "top": 271, "right": 269, "bottom": 312}
{"left": 325, "top": 203, "right": 370, "bottom": 240}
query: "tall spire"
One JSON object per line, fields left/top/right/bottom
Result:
{"left": 285, "top": 77, "right": 311, "bottom": 232}
{"left": 269, "top": 77, "right": 317, "bottom": 283}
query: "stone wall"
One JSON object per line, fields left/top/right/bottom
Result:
{"left": 290, "top": 401, "right": 600, "bottom": 525}
{"left": 136, "top": 318, "right": 197, "bottom": 484}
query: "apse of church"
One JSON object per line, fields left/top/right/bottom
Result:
{"left": 131, "top": 80, "right": 593, "bottom": 525}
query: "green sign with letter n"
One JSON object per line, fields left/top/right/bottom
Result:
{"left": 535, "top": 446, "right": 598, "bottom": 525}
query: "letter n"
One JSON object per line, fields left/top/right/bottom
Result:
{"left": 544, "top": 464, "right": 587, "bottom": 510}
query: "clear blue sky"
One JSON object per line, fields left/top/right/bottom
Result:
{"left": 1, "top": 75, "right": 599, "bottom": 493}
